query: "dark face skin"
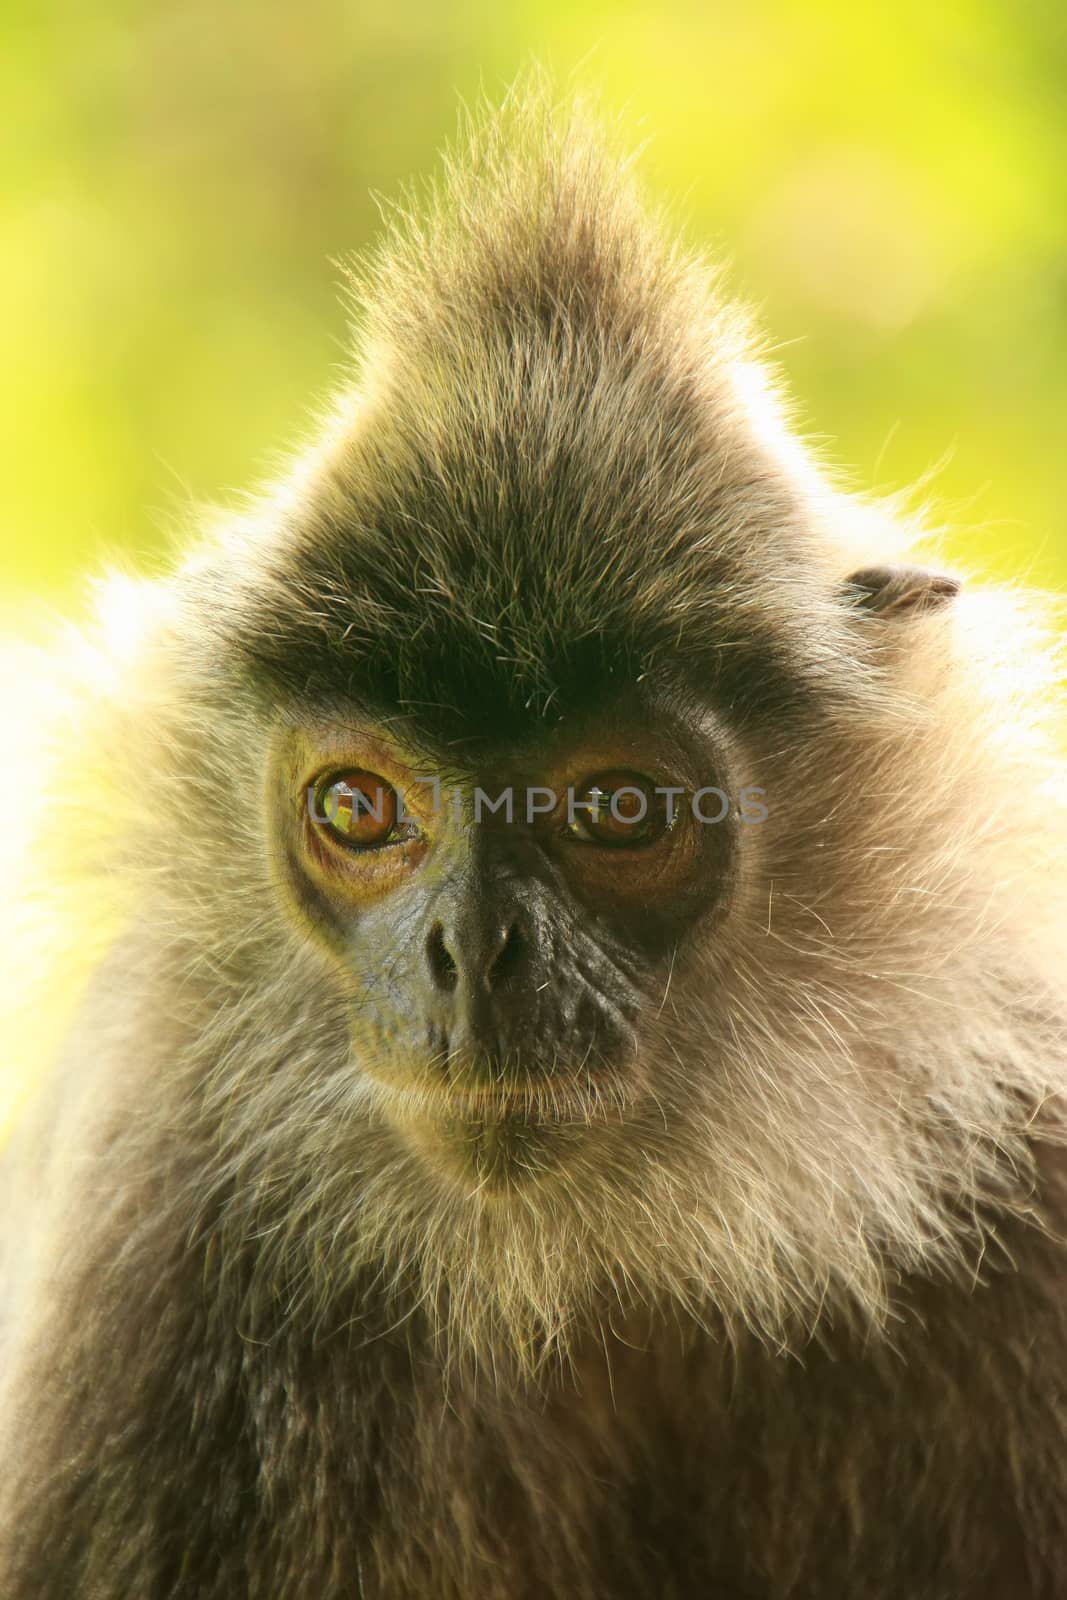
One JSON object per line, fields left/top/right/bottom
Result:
{"left": 270, "top": 683, "right": 737, "bottom": 1187}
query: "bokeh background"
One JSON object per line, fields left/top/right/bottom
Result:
{"left": 2, "top": 0, "right": 1066, "bottom": 616}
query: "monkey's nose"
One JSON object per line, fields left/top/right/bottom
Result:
{"left": 425, "top": 919, "right": 526, "bottom": 994}
{"left": 483, "top": 920, "right": 526, "bottom": 989}
{"left": 425, "top": 922, "right": 459, "bottom": 992}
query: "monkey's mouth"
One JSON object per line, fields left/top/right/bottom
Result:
{"left": 362, "top": 1067, "right": 630, "bottom": 1189}
{"left": 364, "top": 1058, "right": 635, "bottom": 1125}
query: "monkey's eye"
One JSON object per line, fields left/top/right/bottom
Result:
{"left": 565, "top": 771, "right": 671, "bottom": 849}
{"left": 311, "top": 771, "right": 406, "bottom": 850}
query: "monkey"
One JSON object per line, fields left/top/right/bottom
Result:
{"left": 1, "top": 85, "right": 1066, "bottom": 1600}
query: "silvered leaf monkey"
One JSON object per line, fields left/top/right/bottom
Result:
{"left": 1, "top": 87, "right": 1065, "bottom": 1600}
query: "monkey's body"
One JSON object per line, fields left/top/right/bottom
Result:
{"left": 4, "top": 1075, "right": 1065, "bottom": 1599}
{"left": 3, "top": 91, "right": 1066, "bottom": 1598}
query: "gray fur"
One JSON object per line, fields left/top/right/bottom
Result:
{"left": 2, "top": 85, "right": 1066, "bottom": 1598}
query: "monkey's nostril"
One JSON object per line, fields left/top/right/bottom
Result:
{"left": 485, "top": 922, "right": 525, "bottom": 990}
{"left": 426, "top": 923, "right": 458, "bottom": 992}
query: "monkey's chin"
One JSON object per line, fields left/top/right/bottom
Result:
{"left": 363, "top": 1078, "right": 585, "bottom": 1192}
{"left": 404, "top": 1112, "right": 570, "bottom": 1192}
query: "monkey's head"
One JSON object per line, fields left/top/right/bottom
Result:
{"left": 127, "top": 94, "right": 1063, "bottom": 1366}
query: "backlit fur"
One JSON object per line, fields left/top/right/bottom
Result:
{"left": 3, "top": 85, "right": 1067, "bottom": 1598}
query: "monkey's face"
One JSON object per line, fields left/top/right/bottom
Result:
{"left": 188, "top": 115, "right": 1044, "bottom": 1357}
{"left": 270, "top": 689, "right": 737, "bottom": 1189}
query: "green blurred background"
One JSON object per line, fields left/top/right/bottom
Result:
{"left": 3, "top": 0, "right": 1066, "bottom": 618}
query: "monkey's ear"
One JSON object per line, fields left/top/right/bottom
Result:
{"left": 839, "top": 565, "right": 961, "bottom": 618}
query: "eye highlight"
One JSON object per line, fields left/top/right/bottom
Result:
{"left": 311, "top": 770, "right": 409, "bottom": 851}
{"left": 565, "top": 771, "right": 672, "bottom": 849}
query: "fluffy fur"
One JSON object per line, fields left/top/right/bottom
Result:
{"left": 2, "top": 86, "right": 1067, "bottom": 1598}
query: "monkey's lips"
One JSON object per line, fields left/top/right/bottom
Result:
{"left": 362, "top": 1070, "right": 621, "bottom": 1189}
